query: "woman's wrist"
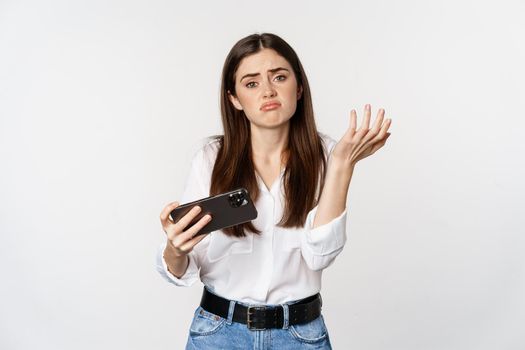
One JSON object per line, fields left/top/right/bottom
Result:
{"left": 163, "top": 242, "right": 189, "bottom": 278}
{"left": 327, "top": 157, "right": 354, "bottom": 181}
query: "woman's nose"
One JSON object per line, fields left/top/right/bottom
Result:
{"left": 262, "top": 80, "right": 276, "bottom": 97}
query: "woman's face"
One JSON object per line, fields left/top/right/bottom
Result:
{"left": 228, "top": 48, "right": 303, "bottom": 130}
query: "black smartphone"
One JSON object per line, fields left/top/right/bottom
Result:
{"left": 169, "top": 188, "right": 258, "bottom": 237}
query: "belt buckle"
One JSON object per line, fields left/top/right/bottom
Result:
{"left": 247, "top": 306, "right": 266, "bottom": 330}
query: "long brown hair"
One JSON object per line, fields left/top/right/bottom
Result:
{"left": 210, "top": 33, "right": 328, "bottom": 237}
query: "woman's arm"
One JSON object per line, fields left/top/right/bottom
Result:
{"left": 312, "top": 104, "right": 391, "bottom": 228}
{"left": 156, "top": 141, "right": 215, "bottom": 285}
{"left": 312, "top": 161, "right": 353, "bottom": 228}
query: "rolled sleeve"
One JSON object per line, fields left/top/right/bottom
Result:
{"left": 300, "top": 205, "right": 348, "bottom": 271}
{"left": 155, "top": 242, "right": 200, "bottom": 287}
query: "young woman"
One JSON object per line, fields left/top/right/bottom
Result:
{"left": 157, "top": 32, "right": 392, "bottom": 349}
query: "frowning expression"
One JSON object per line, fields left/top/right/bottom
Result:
{"left": 228, "top": 48, "right": 303, "bottom": 130}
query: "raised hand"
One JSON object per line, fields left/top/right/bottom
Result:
{"left": 331, "top": 104, "right": 392, "bottom": 168}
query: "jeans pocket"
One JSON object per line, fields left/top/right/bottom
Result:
{"left": 288, "top": 315, "right": 328, "bottom": 344}
{"left": 189, "top": 306, "right": 226, "bottom": 337}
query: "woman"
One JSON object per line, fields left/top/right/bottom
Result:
{"left": 157, "top": 32, "right": 391, "bottom": 349}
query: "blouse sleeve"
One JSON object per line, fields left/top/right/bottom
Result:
{"left": 299, "top": 133, "right": 348, "bottom": 271}
{"left": 155, "top": 241, "right": 200, "bottom": 287}
{"left": 300, "top": 205, "right": 347, "bottom": 271}
{"left": 155, "top": 143, "right": 211, "bottom": 287}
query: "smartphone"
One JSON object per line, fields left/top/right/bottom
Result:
{"left": 169, "top": 188, "right": 258, "bottom": 237}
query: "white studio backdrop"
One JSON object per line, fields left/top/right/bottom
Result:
{"left": 1, "top": 0, "right": 524, "bottom": 349}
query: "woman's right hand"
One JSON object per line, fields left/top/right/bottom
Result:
{"left": 160, "top": 202, "right": 212, "bottom": 257}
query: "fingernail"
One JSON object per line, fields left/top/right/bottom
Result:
{"left": 366, "top": 104, "right": 370, "bottom": 110}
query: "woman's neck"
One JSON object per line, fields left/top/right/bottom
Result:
{"left": 250, "top": 123, "right": 289, "bottom": 162}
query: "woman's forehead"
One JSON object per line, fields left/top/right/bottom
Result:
{"left": 235, "top": 49, "right": 292, "bottom": 77}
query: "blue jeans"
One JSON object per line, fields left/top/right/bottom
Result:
{"left": 185, "top": 297, "right": 332, "bottom": 349}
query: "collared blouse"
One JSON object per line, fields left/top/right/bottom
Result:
{"left": 156, "top": 133, "right": 347, "bottom": 305}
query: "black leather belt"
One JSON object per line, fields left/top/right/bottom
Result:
{"left": 199, "top": 288, "right": 322, "bottom": 330}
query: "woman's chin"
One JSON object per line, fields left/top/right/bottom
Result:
{"left": 250, "top": 119, "right": 291, "bottom": 131}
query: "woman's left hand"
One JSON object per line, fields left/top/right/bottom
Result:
{"left": 331, "top": 104, "right": 392, "bottom": 169}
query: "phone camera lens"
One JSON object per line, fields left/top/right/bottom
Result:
{"left": 229, "top": 191, "right": 247, "bottom": 208}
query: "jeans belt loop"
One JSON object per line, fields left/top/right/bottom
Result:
{"left": 226, "top": 300, "right": 236, "bottom": 325}
{"left": 281, "top": 303, "right": 289, "bottom": 330}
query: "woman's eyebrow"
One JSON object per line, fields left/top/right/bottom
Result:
{"left": 240, "top": 67, "right": 289, "bottom": 82}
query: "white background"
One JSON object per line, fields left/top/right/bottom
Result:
{"left": 1, "top": 0, "right": 524, "bottom": 349}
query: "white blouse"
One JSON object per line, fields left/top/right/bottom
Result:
{"left": 156, "top": 133, "right": 347, "bottom": 305}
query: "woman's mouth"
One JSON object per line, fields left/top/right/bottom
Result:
{"left": 261, "top": 103, "right": 281, "bottom": 111}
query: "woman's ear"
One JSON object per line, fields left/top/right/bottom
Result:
{"left": 227, "top": 90, "right": 243, "bottom": 110}
{"left": 297, "top": 86, "right": 303, "bottom": 100}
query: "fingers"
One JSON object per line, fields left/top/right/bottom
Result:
{"left": 173, "top": 205, "right": 202, "bottom": 233}
{"left": 163, "top": 205, "right": 202, "bottom": 241}
{"left": 172, "top": 213, "right": 212, "bottom": 247}
{"left": 354, "top": 132, "right": 391, "bottom": 162}
{"left": 371, "top": 108, "right": 385, "bottom": 132}
{"left": 342, "top": 109, "right": 357, "bottom": 142}
{"left": 364, "top": 106, "right": 389, "bottom": 134}
{"left": 160, "top": 201, "right": 179, "bottom": 225}
{"left": 343, "top": 105, "right": 388, "bottom": 152}
{"left": 358, "top": 104, "right": 371, "bottom": 131}
{"left": 185, "top": 214, "right": 212, "bottom": 237}
{"left": 368, "top": 132, "right": 391, "bottom": 156}
{"left": 159, "top": 201, "right": 212, "bottom": 257}
{"left": 360, "top": 108, "right": 385, "bottom": 144}
{"left": 179, "top": 233, "right": 208, "bottom": 253}
{"left": 166, "top": 232, "right": 207, "bottom": 258}
{"left": 371, "top": 109, "right": 390, "bottom": 144}
{"left": 366, "top": 118, "right": 391, "bottom": 150}
{"left": 351, "top": 106, "right": 390, "bottom": 156}
{"left": 347, "top": 105, "right": 386, "bottom": 140}
{"left": 349, "top": 109, "right": 357, "bottom": 135}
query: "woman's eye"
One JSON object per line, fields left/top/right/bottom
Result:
{"left": 245, "top": 75, "right": 285, "bottom": 88}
